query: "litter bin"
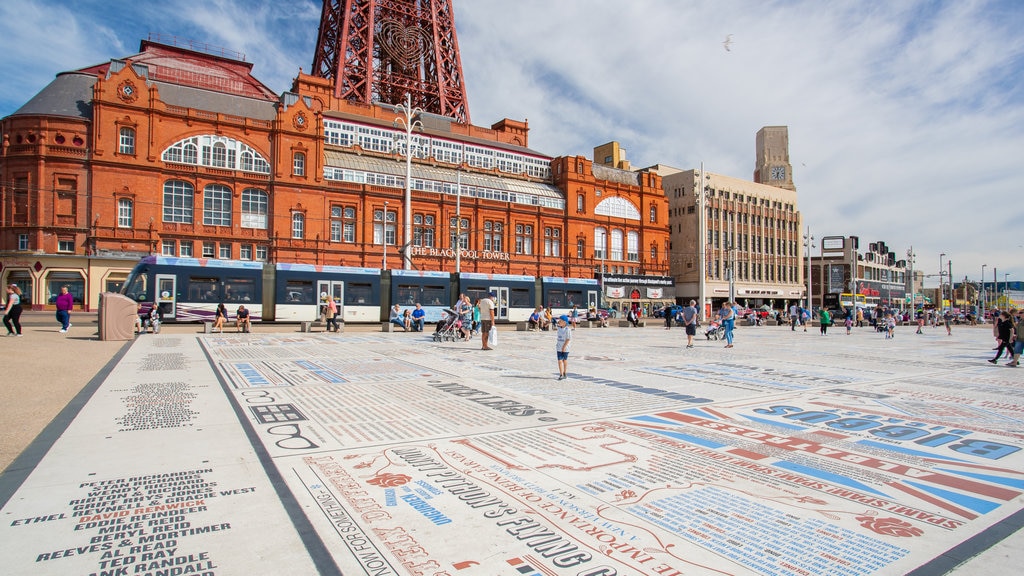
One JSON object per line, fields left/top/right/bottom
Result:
{"left": 99, "top": 292, "right": 139, "bottom": 340}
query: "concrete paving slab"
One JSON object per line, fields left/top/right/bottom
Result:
{"left": 1, "top": 321, "right": 1022, "bottom": 575}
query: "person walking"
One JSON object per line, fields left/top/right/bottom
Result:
{"left": 680, "top": 299, "right": 699, "bottom": 348}
{"left": 1007, "top": 309, "right": 1022, "bottom": 367}
{"left": 719, "top": 301, "right": 736, "bottom": 348}
{"left": 789, "top": 303, "right": 800, "bottom": 331}
{"left": 325, "top": 295, "right": 340, "bottom": 332}
{"left": 555, "top": 315, "right": 572, "bottom": 380}
{"left": 479, "top": 292, "right": 496, "bottom": 350}
{"left": 990, "top": 311, "right": 1015, "bottom": 364}
{"left": 55, "top": 285, "right": 74, "bottom": 333}
{"left": 3, "top": 284, "right": 24, "bottom": 337}
{"left": 943, "top": 310, "right": 953, "bottom": 336}
{"left": 818, "top": 308, "right": 832, "bottom": 335}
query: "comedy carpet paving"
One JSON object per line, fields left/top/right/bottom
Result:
{"left": 1, "top": 323, "right": 1021, "bottom": 575}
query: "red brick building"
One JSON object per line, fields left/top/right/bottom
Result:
{"left": 1, "top": 39, "right": 670, "bottom": 313}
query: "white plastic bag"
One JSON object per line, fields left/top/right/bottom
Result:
{"left": 489, "top": 325, "right": 498, "bottom": 347}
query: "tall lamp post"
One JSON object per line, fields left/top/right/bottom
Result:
{"left": 803, "top": 227, "right": 815, "bottom": 311}
{"left": 948, "top": 259, "right": 953, "bottom": 312}
{"left": 394, "top": 93, "right": 423, "bottom": 270}
{"left": 695, "top": 164, "right": 709, "bottom": 318}
{"left": 598, "top": 231, "right": 607, "bottom": 310}
{"left": 382, "top": 201, "right": 389, "bottom": 270}
{"left": 980, "top": 264, "right": 987, "bottom": 321}
{"left": 906, "top": 247, "right": 916, "bottom": 309}
{"left": 1005, "top": 273, "right": 1012, "bottom": 309}
{"left": 939, "top": 253, "right": 947, "bottom": 314}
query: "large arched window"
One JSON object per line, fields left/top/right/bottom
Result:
{"left": 610, "top": 229, "right": 624, "bottom": 261}
{"left": 594, "top": 196, "right": 640, "bottom": 220}
{"left": 241, "top": 189, "right": 268, "bottom": 229}
{"left": 594, "top": 227, "right": 607, "bottom": 259}
{"left": 162, "top": 180, "right": 194, "bottom": 223}
{"left": 203, "top": 184, "right": 232, "bottom": 226}
{"left": 162, "top": 135, "right": 269, "bottom": 174}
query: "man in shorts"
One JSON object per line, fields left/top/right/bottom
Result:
{"left": 680, "top": 299, "right": 699, "bottom": 348}
{"left": 479, "top": 292, "right": 496, "bottom": 350}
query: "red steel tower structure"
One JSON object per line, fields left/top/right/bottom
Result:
{"left": 312, "top": 0, "right": 471, "bottom": 123}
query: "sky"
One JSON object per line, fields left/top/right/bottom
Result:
{"left": 1, "top": 0, "right": 1022, "bottom": 291}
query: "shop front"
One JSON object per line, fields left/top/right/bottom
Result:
{"left": 601, "top": 273, "right": 675, "bottom": 317}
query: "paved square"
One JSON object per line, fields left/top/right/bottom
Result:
{"left": 1, "top": 323, "right": 1021, "bottom": 575}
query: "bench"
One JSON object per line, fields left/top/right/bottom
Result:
{"left": 300, "top": 321, "right": 313, "bottom": 333}
{"left": 203, "top": 321, "right": 213, "bottom": 334}
{"left": 516, "top": 321, "right": 529, "bottom": 331}
{"left": 381, "top": 322, "right": 394, "bottom": 332}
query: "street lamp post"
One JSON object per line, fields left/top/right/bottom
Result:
{"left": 939, "top": 253, "right": 947, "bottom": 314}
{"left": 803, "top": 226, "right": 814, "bottom": 312}
{"left": 1005, "top": 273, "right": 1011, "bottom": 308}
{"left": 599, "top": 231, "right": 607, "bottom": 310}
{"left": 394, "top": 93, "right": 423, "bottom": 270}
{"left": 696, "top": 163, "right": 709, "bottom": 319}
{"left": 382, "top": 201, "right": 389, "bottom": 270}
{"left": 455, "top": 169, "right": 462, "bottom": 273}
{"left": 906, "top": 247, "right": 916, "bottom": 309}
{"left": 981, "top": 264, "right": 987, "bottom": 321}
{"left": 948, "top": 259, "right": 953, "bottom": 312}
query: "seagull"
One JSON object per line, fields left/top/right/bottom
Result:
{"left": 723, "top": 34, "right": 734, "bottom": 52}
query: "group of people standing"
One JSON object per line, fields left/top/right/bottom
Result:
{"left": 990, "top": 309, "right": 1022, "bottom": 367}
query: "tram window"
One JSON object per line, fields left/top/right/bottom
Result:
{"left": 547, "top": 290, "right": 565, "bottom": 308}
{"left": 345, "top": 283, "right": 373, "bottom": 305}
{"left": 420, "top": 285, "right": 446, "bottom": 306}
{"left": 284, "top": 280, "right": 314, "bottom": 304}
{"left": 188, "top": 277, "right": 220, "bottom": 302}
{"left": 225, "top": 277, "right": 255, "bottom": 302}
{"left": 124, "top": 274, "right": 149, "bottom": 302}
{"left": 509, "top": 288, "right": 531, "bottom": 307}
{"left": 566, "top": 290, "right": 584, "bottom": 307}
{"left": 396, "top": 285, "right": 418, "bottom": 305}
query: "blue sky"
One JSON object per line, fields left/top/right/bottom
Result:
{"left": 2, "top": 0, "right": 1022, "bottom": 290}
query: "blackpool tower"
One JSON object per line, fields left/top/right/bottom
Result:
{"left": 312, "top": 0, "right": 472, "bottom": 123}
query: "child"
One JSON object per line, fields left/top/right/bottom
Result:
{"left": 555, "top": 315, "right": 572, "bottom": 380}
{"left": 844, "top": 313, "right": 853, "bottom": 335}
{"left": 885, "top": 313, "right": 896, "bottom": 339}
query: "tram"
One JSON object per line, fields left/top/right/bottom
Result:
{"left": 119, "top": 256, "right": 591, "bottom": 324}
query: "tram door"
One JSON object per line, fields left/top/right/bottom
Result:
{"left": 587, "top": 290, "right": 598, "bottom": 310}
{"left": 156, "top": 274, "right": 177, "bottom": 318}
{"left": 317, "top": 280, "right": 344, "bottom": 320}
{"left": 489, "top": 286, "right": 509, "bottom": 320}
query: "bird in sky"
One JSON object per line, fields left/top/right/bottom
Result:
{"left": 723, "top": 34, "right": 734, "bottom": 52}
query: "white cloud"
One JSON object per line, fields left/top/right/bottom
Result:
{"left": 2, "top": 0, "right": 1022, "bottom": 286}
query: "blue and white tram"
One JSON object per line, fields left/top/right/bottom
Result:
{"left": 274, "top": 263, "right": 381, "bottom": 323}
{"left": 457, "top": 272, "right": 536, "bottom": 322}
{"left": 121, "top": 256, "right": 265, "bottom": 321}
{"left": 389, "top": 269, "right": 452, "bottom": 323}
{"left": 540, "top": 276, "right": 600, "bottom": 318}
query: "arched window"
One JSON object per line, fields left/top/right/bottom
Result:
{"left": 577, "top": 194, "right": 585, "bottom": 213}
{"left": 293, "top": 151, "right": 306, "bottom": 176}
{"left": 162, "top": 180, "right": 193, "bottom": 223}
{"left": 203, "top": 184, "right": 232, "bottom": 226}
{"left": 627, "top": 231, "right": 639, "bottom": 261}
{"left": 241, "top": 189, "right": 268, "bottom": 229}
{"left": 610, "top": 229, "right": 623, "bottom": 261}
{"left": 162, "top": 135, "right": 268, "bottom": 174}
{"left": 117, "top": 198, "right": 133, "bottom": 228}
{"left": 292, "top": 212, "right": 305, "bottom": 239}
{"left": 594, "top": 227, "right": 607, "bottom": 259}
{"left": 119, "top": 127, "right": 135, "bottom": 155}
{"left": 594, "top": 197, "right": 640, "bottom": 220}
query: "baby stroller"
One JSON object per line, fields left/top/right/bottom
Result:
{"left": 704, "top": 320, "right": 725, "bottom": 340}
{"left": 433, "top": 309, "right": 464, "bottom": 342}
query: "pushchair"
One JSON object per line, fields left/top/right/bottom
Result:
{"left": 433, "top": 309, "right": 464, "bottom": 342}
{"left": 704, "top": 320, "right": 725, "bottom": 340}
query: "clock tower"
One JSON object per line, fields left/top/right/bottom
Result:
{"left": 754, "top": 126, "right": 795, "bottom": 191}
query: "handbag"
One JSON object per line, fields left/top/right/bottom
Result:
{"left": 489, "top": 325, "right": 498, "bottom": 346}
